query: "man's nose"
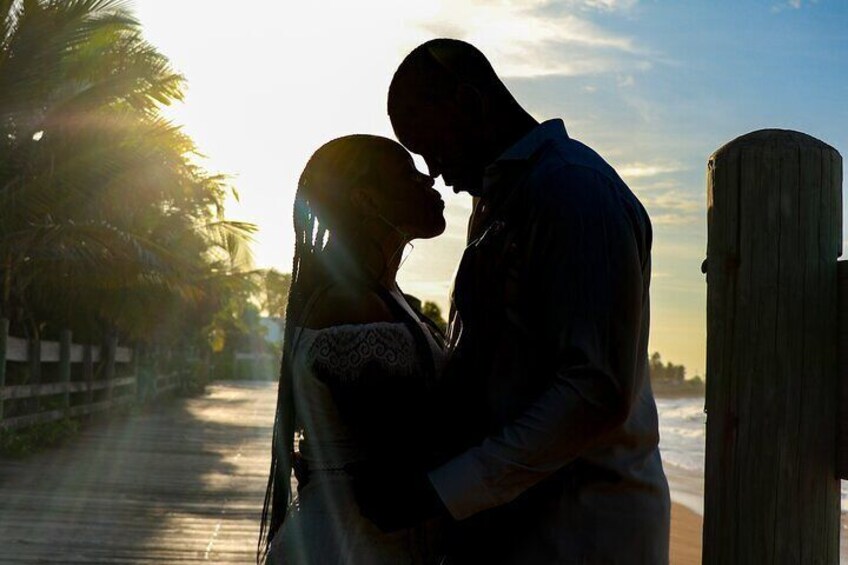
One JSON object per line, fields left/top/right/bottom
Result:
{"left": 424, "top": 156, "right": 442, "bottom": 179}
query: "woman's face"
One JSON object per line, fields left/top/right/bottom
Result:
{"left": 368, "top": 145, "right": 446, "bottom": 240}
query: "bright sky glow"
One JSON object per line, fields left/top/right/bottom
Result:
{"left": 134, "top": 0, "right": 848, "bottom": 377}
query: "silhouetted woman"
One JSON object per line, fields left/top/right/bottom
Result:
{"left": 258, "top": 135, "right": 447, "bottom": 564}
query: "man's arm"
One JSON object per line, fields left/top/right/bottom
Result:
{"left": 429, "top": 165, "right": 648, "bottom": 520}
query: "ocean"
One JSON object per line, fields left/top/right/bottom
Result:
{"left": 657, "top": 396, "right": 848, "bottom": 559}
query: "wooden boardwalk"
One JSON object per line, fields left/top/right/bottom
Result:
{"left": 0, "top": 381, "right": 277, "bottom": 564}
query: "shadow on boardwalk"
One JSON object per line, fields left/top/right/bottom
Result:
{"left": 0, "top": 381, "right": 277, "bottom": 564}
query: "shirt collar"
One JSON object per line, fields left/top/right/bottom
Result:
{"left": 495, "top": 118, "right": 568, "bottom": 163}
{"left": 482, "top": 119, "right": 569, "bottom": 195}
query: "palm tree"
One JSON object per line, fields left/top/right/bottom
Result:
{"left": 0, "top": 0, "right": 255, "bottom": 349}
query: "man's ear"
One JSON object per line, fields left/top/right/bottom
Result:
{"left": 455, "top": 83, "right": 484, "bottom": 118}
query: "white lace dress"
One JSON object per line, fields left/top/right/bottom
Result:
{"left": 268, "top": 321, "right": 446, "bottom": 565}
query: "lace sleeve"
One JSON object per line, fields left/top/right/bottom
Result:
{"left": 300, "top": 322, "right": 420, "bottom": 382}
{"left": 295, "top": 322, "right": 438, "bottom": 465}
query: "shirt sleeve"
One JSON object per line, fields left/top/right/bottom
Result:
{"left": 429, "top": 165, "right": 649, "bottom": 520}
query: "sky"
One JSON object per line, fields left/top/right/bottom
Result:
{"left": 133, "top": 0, "right": 848, "bottom": 378}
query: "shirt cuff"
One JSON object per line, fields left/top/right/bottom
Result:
{"left": 427, "top": 449, "right": 499, "bottom": 520}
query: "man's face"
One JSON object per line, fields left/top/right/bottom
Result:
{"left": 390, "top": 97, "right": 486, "bottom": 196}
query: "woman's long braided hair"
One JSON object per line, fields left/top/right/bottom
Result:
{"left": 257, "top": 135, "right": 440, "bottom": 562}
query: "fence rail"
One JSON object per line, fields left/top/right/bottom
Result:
{"left": 0, "top": 318, "right": 188, "bottom": 432}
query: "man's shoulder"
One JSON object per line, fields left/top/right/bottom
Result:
{"left": 532, "top": 136, "right": 623, "bottom": 188}
{"left": 523, "top": 139, "right": 649, "bottom": 230}
{"left": 525, "top": 145, "right": 620, "bottom": 211}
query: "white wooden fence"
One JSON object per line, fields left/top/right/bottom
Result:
{"left": 0, "top": 318, "right": 182, "bottom": 431}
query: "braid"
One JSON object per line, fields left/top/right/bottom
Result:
{"left": 257, "top": 180, "right": 319, "bottom": 562}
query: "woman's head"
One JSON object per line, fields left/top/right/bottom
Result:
{"left": 298, "top": 134, "right": 446, "bottom": 244}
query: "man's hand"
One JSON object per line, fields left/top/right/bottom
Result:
{"left": 348, "top": 462, "right": 448, "bottom": 532}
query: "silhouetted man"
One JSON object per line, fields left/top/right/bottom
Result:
{"left": 356, "top": 39, "right": 671, "bottom": 564}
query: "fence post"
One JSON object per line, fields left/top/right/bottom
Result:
{"left": 60, "top": 329, "right": 72, "bottom": 410}
{"left": 0, "top": 318, "right": 8, "bottom": 420}
{"left": 704, "top": 129, "right": 842, "bottom": 563}
{"left": 133, "top": 343, "right": 142, "bottom": 402}
{"left": 27, "top": 336, "right": 41, "bottom": 414}
{"left": 27, "top": 337, "right": 41, "bottom": 384}
{"left": 104, "top": 333, "right": 116, "bottom": 402}
{"left": 83, "top": 344, "right": 94, "bottom": 405}
{"left": 151, "top": 343, "right": 160, "bottom": 397}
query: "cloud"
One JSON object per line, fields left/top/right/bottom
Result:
{"left": 772, "top": 0, "right": 818, "bottom": 12}
{"left": 566, "top": 0, "right": 639, "bottom": 12}
{"left": 416, "top": 0, "right": 652, "bottom": 79}
{"left": 618, "top": 162, "right": 682, "bottom": 179}
{"left": 638, "top": 188, "right": 702, "bottom": 226}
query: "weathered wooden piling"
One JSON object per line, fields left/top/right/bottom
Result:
{"left": 704, "top": 129, "right": 842, "bottom": 563}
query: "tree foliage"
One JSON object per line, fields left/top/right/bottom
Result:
{"left": 0, "top": 0, "right": 255, "bottom": 351}
{"left": 649, "top": 352, "right": 686, "bottom": 383}
{"left": 257, "top": 269, "right": 292, "bottom": 319}
{"left": 421, "top": 301, "right": 447, "bottom": 334}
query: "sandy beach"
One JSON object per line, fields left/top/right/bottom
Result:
{"left": 670, "top": 503, "right": 702, "bottom": 565}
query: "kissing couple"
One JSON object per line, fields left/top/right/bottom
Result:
{"left": 258, "top": 39, "right": 671, "bottom": 565}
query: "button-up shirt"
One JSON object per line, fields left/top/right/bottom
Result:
{"left": 430, "top": 119, "right": 670, "bottom": 564}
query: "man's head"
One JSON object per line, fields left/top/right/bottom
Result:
{"left": 388, "top": 39, "right": 532, "bottom": 195}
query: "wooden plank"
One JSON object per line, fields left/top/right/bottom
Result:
{"left": 0, "top": 395, "right": 139, "bottom": 430}
{"left": 0, "top": 382, "right": 276, "bottom": 563}
{"left": 2, "top": 382, "right": 71, "bottom": 400}
{"left": 115, "top": 347, "right": 132, "bottom": 364}
{"left": 4, "top": 339, "right": 114, "bottom": 364}
{"left": 156, "top": 383, "right": 177, "bottom": 395}
{"left": 67, "top": 396, "right": 134, "bottom": 418}
{"left": 0, "top": 408, "right": 65, "bottom": 430}
{"left": 69, "top": 344, "right": 85, "bottom": 363}
{"left": 112, "top": 376, "right": 136, "bottom": 388}
{"left": 6, "top": 335, "right": 27, "bottom": 362}
{"left": 1, "top": 377, "right": 136, "bottom": 401}
{"left": 40, "top": 339, "right": 61, "bottom": 363}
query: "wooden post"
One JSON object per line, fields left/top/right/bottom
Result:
{"left": 133, "top": 343, "right": 141, "bottom": 402}
{"left": 152, "top": 343, "right": 160, "bottom": 397}
{"left": 704, "top": 129, "right": 842, "bottom": 563}
{"left": 83, "top": 344, "right": 94, "bottom": 405}
{"left": 0, "top": 318, "right": 8, "bottom": 420}
{"left": 27, "top": 337, "right": 41, "bottom": 385}
{"left": 27, "top": 337, "right": 41, "bottom": 414}
{"left": 104, "top": 333, "right": 117, "bottom": 402}
{"left": 60, "top": 330, "right": 72, "bottom": 410}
